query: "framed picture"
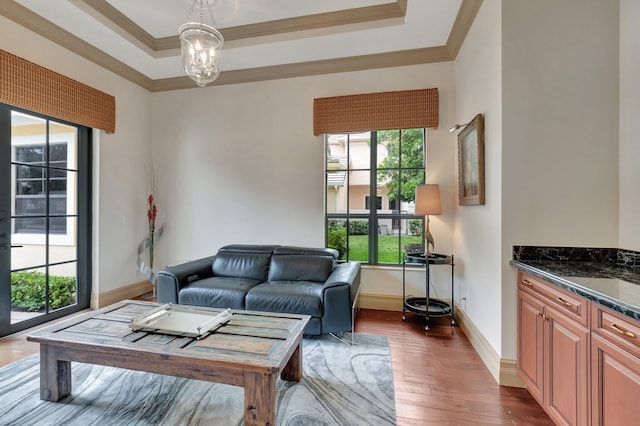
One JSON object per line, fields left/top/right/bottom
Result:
{"left": 457, "top": 113, "right": 485, "bottom": 205}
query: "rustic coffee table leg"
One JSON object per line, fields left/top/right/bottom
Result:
{"left": 281, "top": 342, "right": 302, "bottom": 381}
{"left": 40, "top": 344, "right": 71, "bottom": 401}
{"left": 244, "top": 371, "right": 277, "bottom": 426}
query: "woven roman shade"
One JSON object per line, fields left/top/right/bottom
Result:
{"left": 313, "top": 88, "right": 438, "bottom": 135}
{"left": 0, "top": 49, "right": 115, "bottom": 133}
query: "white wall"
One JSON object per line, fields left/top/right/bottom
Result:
{"left": 0, "top": 17, "right": 152, "bottom": 296}
{"left": 453, "top": 0, "right": 503, "bottom": 353}
{"left": 501, "top": 0, "right": 619, "bottom": 358}
{"left": 619, "top": 0, "right": 640, "bottom": 251}
{"left": 150, "top": 62, "right": 457, "bottom": 297}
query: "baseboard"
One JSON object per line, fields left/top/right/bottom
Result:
{"left": 454, "top": 306, "right": 525, "bottom": 388}
{"left": 359, "top": 293, "right": 403, "bottom": 311}
{"left": 90, "top": 280, "right": 152, "bottom": 309}
{"left": 500, "top": 358, "right": 525, "bottom": 388}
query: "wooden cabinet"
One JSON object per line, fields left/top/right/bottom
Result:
{"left": 517, "top": 271, "right": 590, "bottom": 426}
{"left": 590, "top": 304, "right": 640, "bottom": 425}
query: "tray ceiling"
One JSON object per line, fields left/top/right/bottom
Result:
{"left": 1, "top": 0, "right": 481, "bottom": 91}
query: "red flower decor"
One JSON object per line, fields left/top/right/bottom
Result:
{"left": 147, "top": 194, "right": 157, "bottom": 234}
{"left": 147, "top": 194, "right": 157, "bottom": 268}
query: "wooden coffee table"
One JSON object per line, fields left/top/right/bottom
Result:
{"left": 27, "top": 300, "right": 310, "bottom": 426}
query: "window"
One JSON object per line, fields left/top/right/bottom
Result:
{"left": 325, "top": 129, "right": 426, "bottom": 265}
{"left": 365, "top": 196, "right": 382, "bottom": 210}
{"left": 14, "top": 143, "right": 68, "bottom": 234}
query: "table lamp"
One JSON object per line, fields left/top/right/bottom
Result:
{"left": 415, "top": 184, "right": 441, "bottom": 256}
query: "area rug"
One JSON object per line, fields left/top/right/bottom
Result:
{"left": 0, "top": 333, "right": 396, "bottom": 425}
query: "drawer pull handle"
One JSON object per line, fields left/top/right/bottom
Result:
{"left": 609, "top": 323, "right": 637, "bottom": 339}
{"left": 556, "top": 297, "right": 573, "bottom": 308}
{"left": 522, "top": 279, "right": 534, "bottom": 287}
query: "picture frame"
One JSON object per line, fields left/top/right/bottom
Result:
{"left": 457, "top": 113, "right": 485, "bottom": 205}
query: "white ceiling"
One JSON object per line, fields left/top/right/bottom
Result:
{"left": 4, "top": 0, "right": 476, "bottom": 90}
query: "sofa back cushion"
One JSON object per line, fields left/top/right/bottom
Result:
{"left": 212, "top": 252, "right": 271, "bottom": 281}
{"left": 274, "top": 246, "right": 338, "bottom": 259}
{"left": 268, "top": 254, "right": 334, "bottom": 282}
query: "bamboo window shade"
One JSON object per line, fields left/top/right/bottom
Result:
{"left": 313, "top": 88, "right": 438, "bottom": 135}
{"left": 0, "top": 49, "right": 115, "bottom": 133}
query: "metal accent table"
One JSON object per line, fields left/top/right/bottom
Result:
{"left": 402, "top": 253, "right": 455, "bottom": 331}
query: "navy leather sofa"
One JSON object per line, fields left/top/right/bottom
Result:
{"left": 156, "top": 244, "right": 361, "bottom": 335}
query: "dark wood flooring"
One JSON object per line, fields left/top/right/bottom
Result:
{"left": 0, "top": 306, "right": 552, "bottom": 425}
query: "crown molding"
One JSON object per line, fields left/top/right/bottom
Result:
{"left": 1, "top": 0, "right": 482, "bottom": 93}
{"left": 0, "top": 0, "right": 153, "bottom": 90}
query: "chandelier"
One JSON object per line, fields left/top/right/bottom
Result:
{"left": 179, "top": 0, "right": 224, "bottom": 87}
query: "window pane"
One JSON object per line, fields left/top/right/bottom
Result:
{"left": 49, "top": 217, "right": 66, "bottom": 234}
{"left": 49, "top": 179, "right": 67, "bottom": 194}
{"left": 377, "top": 130, "right": 399, "bottom": 168}
{"left": 49, "top": 144, "right": 67, "bottom": 162}
{"left": 378, "top": 170, "right": 398, "bottom": 213}
{"left": 15, "top": 146, "right": 45, "bottom": 164}
{"left": 327, "top": 219, "right": 347, "bottom": 260}
{"left": 11, "top": 219, "right": 46, "bottom": 267}
{"left": 378, "top": 232, "right": 400, "bottom": 264}
{"left": 378, "top": 219, "right": 424, "bottom": 264}
{"left": 347, "top": 219, "right": 368, "bottom": 262}
{"left": 349, "top": 171, "right": 369, "bottom": 212}
{"left": 49, "top": 219, "right": 77, "bottom": 263}
{"left": 11, "top": 267, "right": 47, "bottom": 324}
{"left": 48, "top": 263, "right": 78, "bottom": 312}
{"left": 326, "top": 171, "right": 347, "bottom": 214}
{"left": 16, "top": 163, "right": 44, "bottom": 180}
{"left": 402, "top": 221, "right": 424, "bottom": 255}
{"left": 348, "top": 132, "right": 370, "bottom": 169}
{"left": 14, "top": 216, "right": 46, "bottom": 234}
{"left": 400, "top": 129, "right": 425, "bottom": 169}
{"left": 17, "top": 180, "right": 43, "bottom": 196}
{"left": 15, "top": 197, "right": 45, "bottom": 216}
{"left": 50, "top": 122, "right": 76, "bottom": 171}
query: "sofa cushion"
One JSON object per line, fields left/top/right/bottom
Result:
{"left": 219, "top": 244, "right": 280, "bottom": 254}
{"left": 267, "top": 255, "right": 334, "bottom": 282}
{"left": 274, "top": 246, "right": 338, "bottom": 258}
{"left": 246, "top": 281, "right": 324, "bottom": 317}
{"left": 178, "top": 276, "right": 262, "bottom": 309}
{"left": 212, "top": 252, "right": 271, "bottom": 281}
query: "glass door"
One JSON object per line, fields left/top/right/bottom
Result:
{"left": 0, "top": 106, "right": 91, "bottom": 337}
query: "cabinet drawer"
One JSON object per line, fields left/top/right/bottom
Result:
{"left": 591, "top": 304, "right": 640, "bottom": 358}
{"left": 518, "top": 271, "right": 589, "bottom": 327}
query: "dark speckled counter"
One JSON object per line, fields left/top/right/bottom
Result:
{"left": 511, "top": 246, "right": 640, "bottom": 322}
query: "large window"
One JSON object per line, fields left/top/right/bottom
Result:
{"left": 325, "top": 129, "right": 426, "bottom": 265}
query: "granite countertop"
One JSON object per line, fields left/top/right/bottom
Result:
{"left": 511, "top": 246, "right": 640, "bottom": 323}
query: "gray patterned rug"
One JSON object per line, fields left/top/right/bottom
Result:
{"left": 0, "top": 333, "right": 396, "bottom": 425}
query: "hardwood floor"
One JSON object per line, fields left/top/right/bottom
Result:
{"left": 0, "top": 307, "right": 552, "bottom": 425}
{"left": 355, "top": 309, "right": 553, "bottom": 425}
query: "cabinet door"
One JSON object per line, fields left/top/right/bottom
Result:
{"left": 591, "top": 333, "right": 640, "bottom": 425}
{"left": 545, "top": 306, "right": 590, "bottom": 426}
{"left": 517, "top": 289, "right": 545, "bottom": 404}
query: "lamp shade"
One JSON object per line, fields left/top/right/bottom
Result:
{"left": 415, "top": 184, "right": 441, "bottom": 215}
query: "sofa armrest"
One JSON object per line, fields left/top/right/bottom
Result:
{"left": 323, "top": 262, "right": 361, "bottom": 302}
{"left": 321, "top": 262, "right": 361, "bottom": 334}
{"left": 157, "top": 256, "right": 216, "bottom": 303}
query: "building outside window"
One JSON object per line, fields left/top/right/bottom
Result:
{"left": 325, "top": 129, "right": 426, "bottom": 265}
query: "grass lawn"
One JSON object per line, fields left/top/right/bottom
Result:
{"left": 346, "top": 234, "right": 423, "bottom": 263}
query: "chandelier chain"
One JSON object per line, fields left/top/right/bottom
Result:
{"left": 185, "top": 0, "right": 217, "bottom": 27}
